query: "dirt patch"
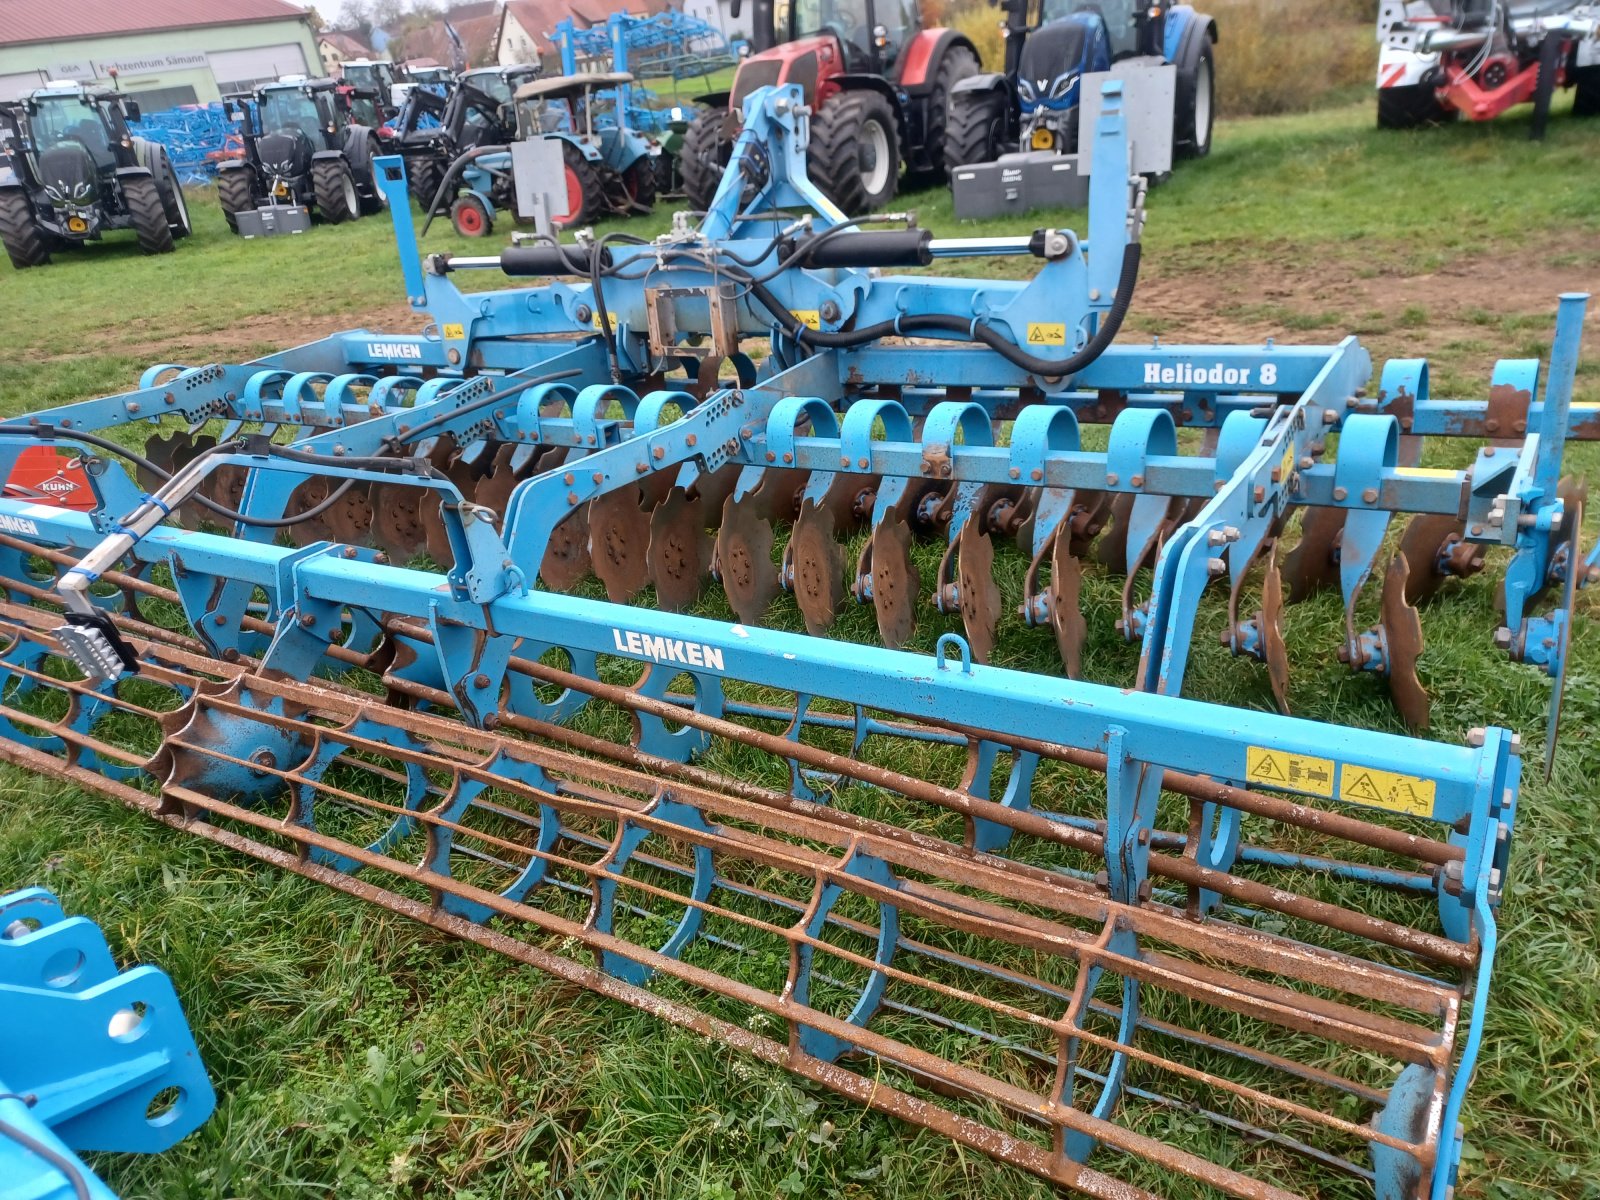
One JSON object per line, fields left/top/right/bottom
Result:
{"left": 71, "top": 301, "right": 427, "bottom": 366}
{"left": 1132, "top": 237, "right": 1600, "bottom": 362}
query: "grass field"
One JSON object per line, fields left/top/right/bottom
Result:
{"left": 1, "top": 92, "right": 1598, "bottom": 1200}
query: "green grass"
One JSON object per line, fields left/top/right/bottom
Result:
{"left": 2, "top": 94, "right": 1600, "bottom": 1199}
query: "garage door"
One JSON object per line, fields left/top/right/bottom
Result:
{"left": 208, "top": 44, "right": 310, "bottom": 92}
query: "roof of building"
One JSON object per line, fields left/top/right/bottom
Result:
{"left": 319, "top": 30, "right": 373, "bottom": 57}
{"left": 0, "top": 0, "right": 311, "bottom": 48}
{"left": 318, "top": 31, "right": 374, "bottom": 60}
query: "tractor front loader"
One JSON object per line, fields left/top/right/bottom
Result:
{"left": 0, "top": 82, "right": 190, "bottom": 268}
{"left": 680, "top": 0, "right": 981, "bottom": 213}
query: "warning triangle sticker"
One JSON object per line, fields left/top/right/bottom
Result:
{"left": 1250, "top": 750, "right": 1288, "bottom": 782}
{"left": 1343, "top": 771, "right": 1384, "bottom": 803}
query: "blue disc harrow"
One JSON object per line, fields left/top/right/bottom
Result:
{"left": 0, "top": 83, "right": 1590, "bottom": 1199}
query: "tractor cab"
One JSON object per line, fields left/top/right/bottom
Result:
{"left": 4, "top": 85, "right": 143, "bottom": 208}
{"left": 230, "top": 79, "right": 354, "bottom": 197}
{"left": 340, "top": 59, "right": 402, "bottom": 126}
{"left": 776, "top": 0, "right": 919, "bottom": 75}
{"left": 0, "top": 82, "right": 189, "bottom": 264}
{"left": 215, "top": 77, "right": 381, "bottom": 230}
{"left": 446, "top": 65, "right": 541, "bottom": 150}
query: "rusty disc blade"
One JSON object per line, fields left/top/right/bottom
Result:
{"left": 322, "top": 480, "right": 374, "bottom": 547}
{"left": 139, "top": 432, "right": 191, "bottom": 527}
{"left": 1048, "top": 531, "right": 1087, "bottom": 679}
{"left": 370, "top": 481, "right": 429, "bottom": 563}
{"left": 1066, "top": 490, "right": 1111, "bottom": 559}
{"left": 420, "top": 493, "right": 452, "bottom": 567}
{"left": 589, "top": 486, "right": 654, "bottom": 603}
{"left": 541, "top": 504, "right": 592, "bottom": 592}
{"left": 870, "top": 512, "right": 919, "bottom": 650}
{"left": 139, "top": 430, "right": 189, "bottom": 493}
{"left": 715, "top": 492, "right": 779, "bottom": 625}
{"left": 1283, "top": 506, "right": 1345, "bottom": 604}
{"left": 1396, "top": 513, "right": 1464, "bottom": 606}
{"left": 1382, "top": 554, "right": 1429, "bottom": 731}
{"left": 1095, "top": 493, "right": 1135, "bottom": 574}
{"left": 788, "top": 498, "right": 843, "bottom": 636}
{"left": 957, "top": 517, "right": 1002, "bottom": 664}
{"left": 471, "top": 444, "right": 523, "bottom": 518}
{"left": 1260, "top": 551, "right": 1290, "bottom": 715}
{"left": 647, "top": 489, "right": 711, "bottom": 612}
{"left": 285, "top": 472, "right": 335, "bottom": 544}
{"left": 200, "top": 463, "right": 250, "bottom": 521}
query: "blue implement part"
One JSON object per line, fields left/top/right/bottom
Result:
{"left": 0, "top": 82, "right": 1587, "bottom": 1200}
{"left": 0, "top": 889, "right": 214, "bottom": 1200}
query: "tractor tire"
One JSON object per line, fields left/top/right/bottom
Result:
{"left": 124, "top": 176, "right": 175, "bottom": 256}
{"left": 622, "top": 157, "right": 658, "bottom": 212}
{"left": 217, "top": 168, "right": 256, "bottom": 234}
{"left": 808, "top": 89, "right": 900, "bottom": 215}
{"left": 943, "top": 87, "right": 1006, "bottom": 174}
{"left": 1377, "top": 83, "right": 1449, "bottom": 129}
{"left": 1174, "top": 36, "right": 1215, "bottom": 159}
{"left": 681, "top": 109, "right": 730, "bottom": 213}
{"left": 345, "top": 127, "right": 385, "bottom": 214}
{"left": 409, "top": 157, "right": 446, "bottom": 214}
{"left": 135, "top": 139, "right": 192, "bottom": 238}
{"left": 910, "top": 44, "right": 980, "bottom": 187}
{"left": 312, "top": 159, "right": 360, "bottom": 224}
{"left": 450, "top": 194, "right": 492, "bottom": 238}
{"left": 554, "top": 143, "right": 604, "bottom": 229}
{"left": 1529, "top": 29, "right": 1564, "bottom": 141}
{"left": 1574, "top": 66, "right": 1600, "bottom": 116}
{"left": 0, "top": 189, "right": 51, "bottom": 269}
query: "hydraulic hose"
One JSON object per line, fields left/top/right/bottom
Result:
{"left": 420, "top": 143, "right": 510, "bottom": 236}
{"left": 743, "top": 240, "right": 1142, "bottom": 380}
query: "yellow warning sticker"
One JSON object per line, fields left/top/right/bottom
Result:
{"left": 442, "top": 322, "right": 465, "bottom": 340}
{"left": 1339, "top": 766, "right": 1436, "bottom": 818}
{"left": 1026, "top": 322, "right": 1067, "bottom": 346}
{"left": 1279, "top": 441, "right": 1295, "bottom": 486}
{"left": 1394, "top": 466, "right": 1458, "bottom": 479}
{"left": 591, "top": 312, "right": 618, "bottom": 332}
{"left": 790, "top": 309, "right": 822, "bottom": 331}
{"left": 1245, "top": 746, "right": 1335, "bottom": 798}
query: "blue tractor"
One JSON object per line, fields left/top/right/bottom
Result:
{"left": 943, "top": 0, "right": 1216, "bottom": 172}
{"left": 431, "top": 73, "right": 661, "bottom": 238}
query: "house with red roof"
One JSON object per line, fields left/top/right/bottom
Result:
{"left": 0, "top": 0, "right": 320, "bottom": 107}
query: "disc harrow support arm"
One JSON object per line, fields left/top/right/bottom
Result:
{"left": 0, "top": 888, "right": 214, "bottom": 1200}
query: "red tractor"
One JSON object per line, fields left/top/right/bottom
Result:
{"left": 680, "top": 0, "right": 981, "bottom": 214}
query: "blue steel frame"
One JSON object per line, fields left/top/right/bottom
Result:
{"left": 0, "top": 82, "right": 1588, "bottom": 1200}
{"left": 0, "top": 889, "right": 213, "bottom": 1200}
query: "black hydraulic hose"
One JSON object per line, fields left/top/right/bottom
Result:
{"left": 420, "top": 143, "right": 509, "bottom": 236}
{"left": 743, "top": 241, "right": 1142, "bottom": 379}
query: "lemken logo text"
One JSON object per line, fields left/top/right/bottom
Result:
{"left": 366, "top": 342, "right": 423, "bottom": 361}
{"left": 612, "top": 628, "right": 725, "bottom": 671}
